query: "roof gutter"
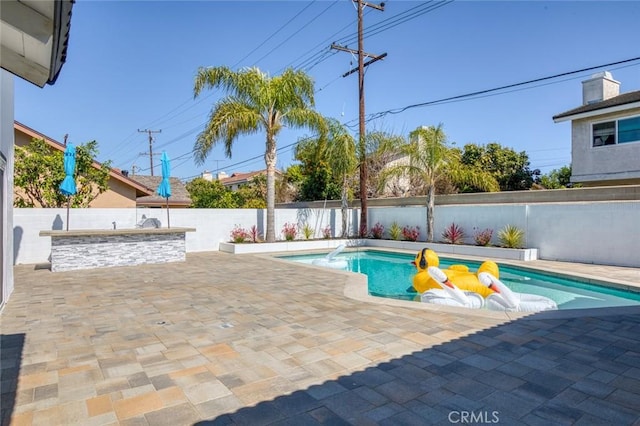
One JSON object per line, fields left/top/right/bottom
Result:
{"left": 48, "top": 0, "right": 74, "bottom": 85}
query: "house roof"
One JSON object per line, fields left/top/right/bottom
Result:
{"left": 130, "top": 175, "right": 192, "bottom": 207}
{"left": 553, "top": 90, "right": 640, "bottom": 122}
{"left": 219, "top": 169, "right": 281, "bottom": 186}
{"left": 0, "top": 0, "right": 74, "bottom": 87}
{"left": 14, "top": 121, "right": 152, "bottom": 196}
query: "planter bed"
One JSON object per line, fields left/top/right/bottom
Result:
{"left": 220, "top": 238, "right": 537, "bottom": 261}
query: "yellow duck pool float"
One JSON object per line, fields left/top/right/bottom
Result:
{"left": 412, "top": 248, "right": 499, "bottom": 298}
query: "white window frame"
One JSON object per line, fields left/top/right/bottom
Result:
{"left": 617, "top": 114, "right": 640, "bottom": 145}
{"left": 591, "top": 119, "right": 616, "bottom": 148}
{"left": 591, "top": 114, "right": 640, "bottom": 148}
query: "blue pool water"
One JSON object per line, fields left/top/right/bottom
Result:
{"left": 280, "top": 250, "right": 640, "bottom": 310}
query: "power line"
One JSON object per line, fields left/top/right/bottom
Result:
{"left": 113, "top": 2, "right": 453, "bottom": 170}
{"left": 335, "top": 0, "right": 453, "bottom": 46}
{"left": 352, "top": 56, "right": 640, "bottom": 126}
{"left": 232, "top": 0, "right": 318, "bottom": 68}
{"left": 147, "top": 57, "right": 640, "bottom": 181}
{"left": 252, "top": 0, "right": 341, "bottom": 67}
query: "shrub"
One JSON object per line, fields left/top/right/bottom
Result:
{"left": 230, "top": 225, "right": 250, "bottom": 243}
{"left": 498, "top": 224, "right": 524, "bottom": 248}
{"left": 282, "top": 222, "right": 298, "bottom": 241}
{"left": 402, "top": 226, "right": 420, "bottom": 242}
{"left": 249, "top": 225, "right": 262, "bottom": 243}
{"left": 389, "top": 222, "right": 402, "bottom": 240}
{"left": 302, "top": 224, "right": 314, "bottom": 240}
{"left": 473, "top": 227, "right": 493, "bottom": 246}
{"left": 322, "top": 225, "right": 332, "bottom": 239}
{"left": 371, "top": 222, "right": 385, "bottom": 239}
{"left": 442, "top": 223, "right": 465, "bottom": 244}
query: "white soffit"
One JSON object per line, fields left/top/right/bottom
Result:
{"left": 0, "top": 0, "right": 55, "bottom": 87}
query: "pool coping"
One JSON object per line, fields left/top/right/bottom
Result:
{"left": 261, "top": 247, "right": 640, "bottom": 321}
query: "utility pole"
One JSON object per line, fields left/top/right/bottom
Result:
{"left": 213, "top": 159, "right": 222, "bottom": 174}
{"left": 331, "top": 0, "right": 385, "bottom": 237}
{"left": 137, "top": 129, "right": 162, "bottom": 176}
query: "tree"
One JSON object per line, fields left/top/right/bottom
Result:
{"left": 364, "top": 130, "right": 406, "bottom": 198}
{"left": 324, "top": 119, "right": 357, "bottom": 237}
{"left": 193, "top": 66, "right": 326, "bottom": 242}
{"left": 235, "top": 175, "right": 267, "bottom": 208}
{"left": 185, "top": 178, "right": 239, "bottom": 208}
{"left": 539, "top": 165, "right": 576, "bottom": 189}
{"left": 460, "top": 142, "right": 539, "bottom": 191}
{"left": 279, "top": 165, "right": 304, "bottom": 202}
{"left": 294, "top": 134, "right": 340, "bottom": 202}
{"left": 14, "top": 138, "right": 111, "bottom": 208}
{"left": 383, "top": 125, "right": 499, "bottom": 242}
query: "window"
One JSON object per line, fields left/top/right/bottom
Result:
{"left": 592, "top": 121, "right": 615, "bottom": 146}
{"left": 592, "top": 116, "right": 640, "bottom": 147}
{"left": 618, "top": 116, "right": 640, "bottom": 144}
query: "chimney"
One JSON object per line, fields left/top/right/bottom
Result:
{"left": 216, "top": 171, "right": 229, "bottom": 180}
{"left": 582, "top": 71, "right": 620, "bottom": 105}
{"left": 201, "top": 170, "right": 213, "bottom": 181}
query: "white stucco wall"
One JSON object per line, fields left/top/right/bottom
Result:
{"left": 13, "top": 200, "right": 640, "bottom": 268}
{"left": 1, "top": 70, "right": 15, "bottom": 308}
{"left": 14, "top": 206, "right": 358, "bottom": 265}
{"left": 368, "top": 202, "right": 639, "bottom": 267}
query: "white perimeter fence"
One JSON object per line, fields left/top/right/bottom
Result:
{"left": 13, "top": 201, "right": 640, "bottom": 268}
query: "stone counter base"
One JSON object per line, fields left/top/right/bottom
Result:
{"left": 46, "top": 231, "right": 188, "bottom": 272}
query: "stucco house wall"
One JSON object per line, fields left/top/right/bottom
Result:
{"left": 88, "top": 178, "right": 138, "bottom": 208}
{"left": 571, "top": 106, "right": 640, "bottom": 186}
{"left": 1, "top": 71, "right": 16, "bottom": 308}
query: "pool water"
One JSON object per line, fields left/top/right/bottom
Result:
{"left": 280, "top": 250, "right": 640, "bottom": 310}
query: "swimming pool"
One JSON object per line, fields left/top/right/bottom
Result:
{"left": 280, "top": 250, "right": 640, "bottom": 310}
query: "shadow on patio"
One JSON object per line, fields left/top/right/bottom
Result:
{"left": 1, "top": 333, "right": 25, "bottom": 425}
{"left": 196, "top": 310, "right": 640, "bottom": 426}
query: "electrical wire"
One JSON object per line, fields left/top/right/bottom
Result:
{"left": 231, "top": 0, "right": 318, "bottom": 68}
{"left": 342, "top": 56, "right": 640, "bottom": 128}
{"left": 251, "top": 0, "right": 341, "bottom": 67}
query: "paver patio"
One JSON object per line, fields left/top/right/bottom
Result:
{"left": 1, "top": 251, "right": 639, "bottom": 425}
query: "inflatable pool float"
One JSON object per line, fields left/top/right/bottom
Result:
{"left": 312, "top": 244, "right": 348, "bottom": 269}
{"left": 412, "top": 248, "right": 499, "bottom": 298}
{"left": 478, "top": 272, "right": 557, "bottom": 312}
{"left": 421, "top": 267, "right": 485, "bottom": 309}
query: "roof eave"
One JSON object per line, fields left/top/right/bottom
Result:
{"left": 47, "top": 0, "right": 74, "bottom": 85}
{"left": 553, "top": 101, "right": 640, "bottom": 123}
{"left": 14, "top": 120, "right": 153, "bottom": 195}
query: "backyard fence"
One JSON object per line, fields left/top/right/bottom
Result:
{"left": 14, "top": 199, "right": 640, "bottom": 268}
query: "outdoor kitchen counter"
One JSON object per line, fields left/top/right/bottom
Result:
{"left": 40, "top": 228, "right": 195, "bottom": 272}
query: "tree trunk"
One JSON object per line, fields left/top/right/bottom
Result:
{"left": 341, "top": 175, "right": 348, "bottom": 237}
{"left": 426, "top": 181, "right": 435, "bottom": 242}
{"left": 265, "top": 136, "right": 277, "bottom": 242}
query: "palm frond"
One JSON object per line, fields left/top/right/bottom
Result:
{"left": 194, "top": 99, "right": 262, "bottom": 165}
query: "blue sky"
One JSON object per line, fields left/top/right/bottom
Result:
{"left": 15, "top": 1, "right": 640, "bottom": 181}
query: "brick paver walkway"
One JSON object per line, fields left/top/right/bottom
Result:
{"left": 1, "top": 251, "right": 639, "bottom": 425}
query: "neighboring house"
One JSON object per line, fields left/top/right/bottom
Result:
{"left": 1, "top": 0, "right": 75, "bottom": 309}
{"left": 14, "top": 121, "right": 153, "bottom": 207}
{"left": 553, "top": 72, "right": 640, "bottom": 186}
{"left": 129, "top": 175, "right": 192, "bottom": 208}
{"left": 379, "top": 152, "right": 411, "bottom": 197}
{"left": 216, "top": 169, "right": 280, "bottom": 191}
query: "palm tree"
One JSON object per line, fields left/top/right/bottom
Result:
{"left": 193, "top": 66, "right": 326, "bottom": 242}
{"left": 324, "top": 119, "right": 357, "bottom": 237}
{"left": 385, "top": 124, "right": 499, "bottom": 242}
